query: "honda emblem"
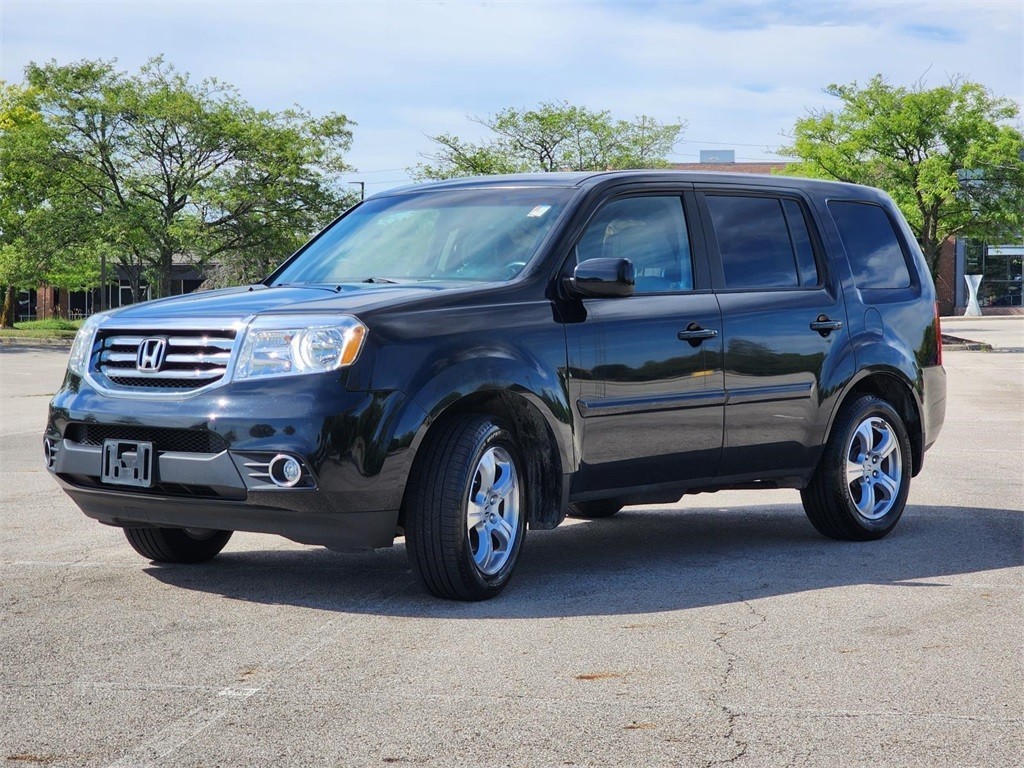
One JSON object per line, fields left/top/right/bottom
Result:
{"left": 136, "top": 338, "right": 168, "bottom": 372}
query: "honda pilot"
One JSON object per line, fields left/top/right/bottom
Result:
{"left": 45, "top": 171, "right": 947, "bottom": 600}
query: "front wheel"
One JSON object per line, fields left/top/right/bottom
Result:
{"left": 801, "top": 395, "right": 912, "bottom": 541}
{"left": 404, "top": 414, "right": 526, "bottom": 601}
{"left": 123, "top": 527, "right": 232, "bottom": 563}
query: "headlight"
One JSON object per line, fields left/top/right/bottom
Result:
{"left": 233, "top": 314, "right": 367, "bottom": 381}
{"left": 67, "top": 313, "right": 104, "bottom": 377}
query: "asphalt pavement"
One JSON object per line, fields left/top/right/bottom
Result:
{"left": 0, "top": 345, "right": 1021, "bottom": 767}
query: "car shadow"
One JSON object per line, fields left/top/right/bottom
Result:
{"left": 143, "top": 504, "right": 1023, "bottom": 618}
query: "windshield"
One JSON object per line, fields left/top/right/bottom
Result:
{"left": 273, "top": 187, "right": 576, "bottom": 284}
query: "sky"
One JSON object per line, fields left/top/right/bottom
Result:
{"left": 2, "top": 0, "right": 1022, "bottom": 195}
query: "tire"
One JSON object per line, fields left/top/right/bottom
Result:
{"left": 404, "top": 414, "right": 527, "bottom": 601}
{"left": 801, "top": 395, "right": 912, "bottom": 541}
{"left": 123, "top": 527, "right": 232, "bottom": 563}
{"left": 568, "top": 500, "right": 623, "bottom": 519}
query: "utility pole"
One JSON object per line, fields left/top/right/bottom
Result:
{"left": 347, "top": 180, "right": 365, "bottom": 202}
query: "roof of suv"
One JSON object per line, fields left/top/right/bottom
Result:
{"left": 382, "top": 170, "right": 879, "bottom": 199}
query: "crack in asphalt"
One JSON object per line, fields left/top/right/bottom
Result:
{"left": 703, "top": 595, "right": 768, "bottom": 767}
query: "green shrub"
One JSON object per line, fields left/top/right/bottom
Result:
{"left": 14, "top": 318, "right": 83, "bottom": 331}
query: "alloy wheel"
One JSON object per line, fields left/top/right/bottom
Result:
{"left": 465, "top": 446, "right": 520, "bottom": 576}
{"left": 845, "top": 416, "right": 903, "bottom": 520}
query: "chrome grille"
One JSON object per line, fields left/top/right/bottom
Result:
{"left": 91, "top": 329, "right": 237, "bottom": 392}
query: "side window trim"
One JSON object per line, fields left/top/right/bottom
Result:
{"left": 694, "top": 187, "right": 831, "bottom": 293}
{"left": 781, "top": 198, "right": 822, "bottom": 287}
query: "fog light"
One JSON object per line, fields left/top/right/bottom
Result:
{"left": 268, "top": 454, "right": 303, "bottom": 488}
{"left": 282, "top": 459, "right": 301, "bottom": 484}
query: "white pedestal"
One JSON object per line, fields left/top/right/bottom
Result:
{"left": 964, "top": 274, "right": 983, "bottom": 316}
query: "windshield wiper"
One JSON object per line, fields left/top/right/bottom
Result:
{"left": 362, "top": 276, "right": 398, "bottom": 284}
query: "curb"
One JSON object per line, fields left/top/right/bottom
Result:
{"left": 941, "top": 335, "right": 993, "bottom": 352}
{"left": 0, "top": 337, "right": 74, "bottom": 347}
{"left": 943, "top": 343, "right": 993, "bottom": 351}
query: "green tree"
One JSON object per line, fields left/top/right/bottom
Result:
{"left": 781, "top": 75, "right": 1024, "bottom": 275}
{"left": 19, "top": 56, "right": 356, "bottom": 302}
{"left": 413, "top": 101, "right": 685, "bottom": 180}
{"left": 0, "top": 82, "right": 101, "bottom": 326}
{"left": 0, "top": 82, "right": 47, "bottom": 325}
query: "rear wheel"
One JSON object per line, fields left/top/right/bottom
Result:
{"left": 123, "top": 527, "right": 232, "bottom": 563}
{"left": 405, "top": 414, "right": 526, "bottom": 601}
{"left": 801, "top": 395, "right": 912, "bottom": 541}
{"left": 568, "top": 500, "right": 623, "bottom": 519}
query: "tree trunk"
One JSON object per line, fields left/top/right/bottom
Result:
{"left": 129, "top": 267, "right": 142, "bottom": 304}
{"left": 920, "top": 210, "right": 943, "bottom": 280}
{"left": 124, "top": 254, "right": 143, "bottom": 304}
{"left": 156, "top": 248, "right": 175, "bottom": 299}
{"left": 158, "top": 267, "right": 172, "bottom": 299}
{"left": 1, "top": 286, "right": 16, "bottom": 328}
{"left": 99, "top": 252, "right": 108, "bottom": 312}
{"left": 921, "top": 239, "right": 942, "bottom": 281}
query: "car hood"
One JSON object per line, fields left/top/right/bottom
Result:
{"left": 100, "top": 282, "right": 474, "bottom": 324}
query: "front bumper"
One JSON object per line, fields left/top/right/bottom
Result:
{"left": 46, "top": 372, "right": 426, "bottom": 550}
{"left": 55, "top": 479, "right": 397, "bottom": 552}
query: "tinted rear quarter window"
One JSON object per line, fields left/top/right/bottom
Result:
{"left": 828, "top": 201, "right": 912, "bottom": 289}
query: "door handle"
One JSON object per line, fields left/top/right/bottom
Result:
{"left": 677, "top": 324, "right": 718, "bottom": 344}
{"left": 810, "top": 315, "right": 844, "bottom": 336}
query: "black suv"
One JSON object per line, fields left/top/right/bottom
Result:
{"left": 45, "top": 171, "right": 946, "bottom": 600}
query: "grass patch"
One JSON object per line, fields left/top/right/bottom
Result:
{"left": 0, "top": 328, "right": 77, "bottom": 339}
{"left": 14, "top": 318, "right": 82, "bottom": 331}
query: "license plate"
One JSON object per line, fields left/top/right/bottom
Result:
{"left": 101, "top": 440, "right": 154, "bottom": 488}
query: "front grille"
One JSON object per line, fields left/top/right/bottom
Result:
{"left": 104, "top": 377, "right": 201, "bottom": 389}
{"left": 91, "top": 329, "right": 236, "bottom": 392}
{"left": 64, "top": 423, "right": 229, "bottom": 454}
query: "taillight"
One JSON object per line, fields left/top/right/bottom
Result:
{"left": 934, "top": 302, "right": 943, "bottom": 366}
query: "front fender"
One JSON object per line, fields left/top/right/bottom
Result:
{"left": 366, "top": 301, "right": 575, "bottom": 476}
{"left": 400, "top": 354, "right": 575, "bottom": 478}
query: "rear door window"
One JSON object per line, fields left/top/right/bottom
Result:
{"left": 705, "top": 195, "right": 819, "bottom": 289}
{"left": 827, "top": 201, "right": 912, "bottom": 289}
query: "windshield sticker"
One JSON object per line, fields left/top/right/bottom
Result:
{"left": 526, "top": 205, "right": 552, "bottom": 218}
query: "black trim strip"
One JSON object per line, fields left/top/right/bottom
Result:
{"left": 578, "top": 381, "right": 812, "bottom": 417}
{"left": 578, "top": 390, "right": 727, "bottom": 417}
{"left": 724, "top": 382, "right": 813, "bottom": 405}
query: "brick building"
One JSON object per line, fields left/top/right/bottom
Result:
{"left": 21, "top": 261, "right": 206, "bottom": 322}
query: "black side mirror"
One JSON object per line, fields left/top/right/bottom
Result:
{"left": 566, "top": 258, "right": 635, "bottom": 299}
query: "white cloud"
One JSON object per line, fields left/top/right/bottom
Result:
{"left": 1, "top": 0, "right": 1021, "bottom": 189}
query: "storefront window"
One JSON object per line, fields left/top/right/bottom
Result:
{"left": 964, "top": 240, "right": 1023, "bottom": 307}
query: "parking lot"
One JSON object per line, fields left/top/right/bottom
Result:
{"left": 1, "top": 341, "right": 1021, "bottom": 767}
